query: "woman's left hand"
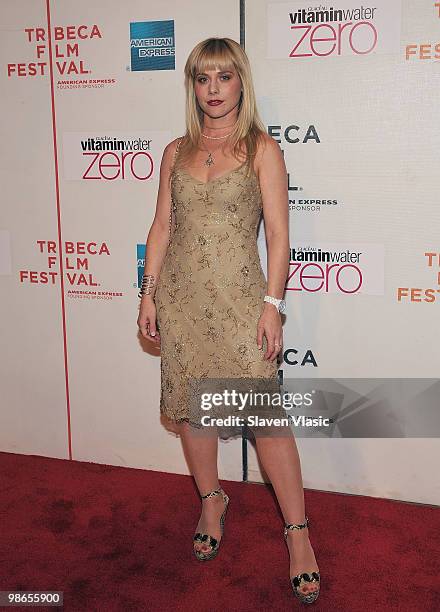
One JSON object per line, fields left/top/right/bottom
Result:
{"left": 257, "top": 303, "right": 283, "bottom": 361}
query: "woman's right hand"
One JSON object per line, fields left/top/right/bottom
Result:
{"left": 137, "top": 296, "right": 161, "bottom": 344}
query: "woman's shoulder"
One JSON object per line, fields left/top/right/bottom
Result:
{"left": 161, "top": 136, "right": 185, "bottom": 174}
{"left": 164, "top": 136, "right": 184, "bottom": 158}
{"left": 255, "top": 131, "right": 281, "bottom": 155}
{"left": 254, "top": 132, "right": 283, "bottom": 174}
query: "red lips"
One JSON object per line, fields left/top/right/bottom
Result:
{"left": 207, "top": 100, "right": 223, "bottom": 106}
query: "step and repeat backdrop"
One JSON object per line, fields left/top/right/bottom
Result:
{"left": 1, "top": 0, "right": 439, "bottom": 505}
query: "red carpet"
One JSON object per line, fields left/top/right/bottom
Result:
{"left": 0, "top": 451, "right": 438, "bottom": 611}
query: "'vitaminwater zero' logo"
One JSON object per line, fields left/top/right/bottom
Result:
{"left": 268, "top": 1, "right": 402, "bottom": 59}
{"left": 130, "top": 20, "right": 175, "bottom": 71}
{"left": 62, "top": 130, "right": 170, "bottom": 181}
{"left": 287, "top": 243, "right": 384, "bottom": 295}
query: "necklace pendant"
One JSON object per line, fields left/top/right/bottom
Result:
{"left": 205, "top": 152, "right": 214, "bottom": 167}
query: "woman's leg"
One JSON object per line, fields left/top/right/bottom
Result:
{"left": 254, "top": 429, "right": 320, "bottom": 596}
{"left": 179, "top": 422, "right": 227, "bottom": 554}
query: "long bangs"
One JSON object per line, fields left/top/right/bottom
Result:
{"left": 190, "top": 40, "right": 237, "bottom": 79}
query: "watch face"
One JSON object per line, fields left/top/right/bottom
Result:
{"left": 279, "top": 300, "right": 286, "bottom": 313}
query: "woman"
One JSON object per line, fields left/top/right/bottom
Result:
{"left": 137, "top": 37, "right": 320, "bottom": 604}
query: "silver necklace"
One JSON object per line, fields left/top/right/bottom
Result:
{"left": 201, "top": 141, "right": 222, "bottom": 167}
{"left": 200, "top": 129, "right": 235, "bottom": 166}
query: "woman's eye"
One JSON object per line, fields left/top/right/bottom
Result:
{"left": 197, "top": 75, "right": 231, "bottom": 83}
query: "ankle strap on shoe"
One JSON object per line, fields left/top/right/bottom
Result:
{"left": 284, "top": 516, "right": 309, "bottom": 532}
{"left": 200, "top": 487, "right": 222, "bottom": 499}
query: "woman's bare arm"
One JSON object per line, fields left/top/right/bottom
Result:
{"left": 137, "top": 137, "right": 179, "bottom": 341}
{"left": 257, "top": 133, "right": 290, "bottom": 299}
{"left": 140, "top": 137, "right": 180, "bottom": 301}
{"left": 255, "top": 133, "right": 290, "bottom": 359}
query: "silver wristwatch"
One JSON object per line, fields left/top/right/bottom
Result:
{"left": 263, "top": 295, "right": 286, "bottom": 313}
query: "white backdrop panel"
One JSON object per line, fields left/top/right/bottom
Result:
{"left": 248, "top": 0, "right": 440, "bottom": 504}
{"left": 0, "top": 0, "right": 243, "bottom": 481}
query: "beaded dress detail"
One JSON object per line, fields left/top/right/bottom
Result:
{"left": 154, "top": 138, "right": 279, "bottom": 426}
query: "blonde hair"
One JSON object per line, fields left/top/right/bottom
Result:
{"left": 175, "top": 37, "right": 267, "bottom": 179}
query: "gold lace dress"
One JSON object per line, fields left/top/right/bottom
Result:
{"left": 154, "top": 149, "right": 280, "bottom": 427}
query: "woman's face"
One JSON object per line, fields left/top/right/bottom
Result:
{"left": 194, "top": 66, "right": 242, "bottom": 120}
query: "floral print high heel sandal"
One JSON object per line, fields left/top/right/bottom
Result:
{"left": 284, "top": 517, "right": 320, "bottom": 604}
{"left": 193, "top": 487, "right": 229, "bottom": 561}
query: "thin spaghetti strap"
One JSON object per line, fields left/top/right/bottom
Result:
{"left": 168, "top": 137, "right": 182, "bottom": 245}
{"left": 172, "top": 136, "right": 183, "bottom": 171}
